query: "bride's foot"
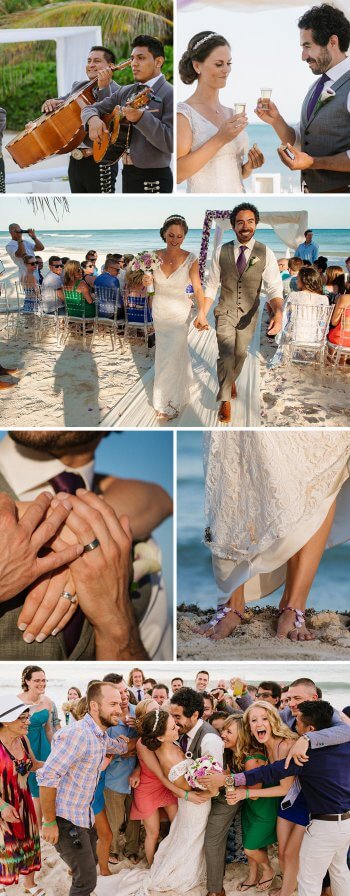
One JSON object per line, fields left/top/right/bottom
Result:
{"left": 204, "top": 606, "right": 245, "bottom": 640}
{"left": 156, "top": 407, "right": 179, "bottom": 421}
{"left": 276, "top": 606, "right": 316, "bottom": 641}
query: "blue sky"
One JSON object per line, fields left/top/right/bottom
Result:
{"left": 0, "top": 431, "right": 174, "bottom": 607}
{"left": 1, "top": 194, "right": 350, "bottom": 230}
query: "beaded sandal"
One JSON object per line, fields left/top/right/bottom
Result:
{"left": 208, "top": 606, "right": 245, "bottom": 629}
{"left": 277, "top": 606, "right": 315, "bottom": 640}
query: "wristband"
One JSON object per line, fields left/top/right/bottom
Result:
{"left": 184, "top": 791, "right": 189, "bottom": 801}
{"left": 0, "top": 802, "right": 8, "bottom": 812}
{"left": 43, "top": 820, "right": 57, "bottom": 827}
{"left": 246, "top": 788, "right": 250, "bottom": 800}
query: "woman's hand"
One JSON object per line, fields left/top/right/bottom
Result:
{"left": 187, "top": 790, "right": 212, "bottom": 804}
{"left": 1, "top": 804, "right": 21, "bottom": 824}
{"left": 226, "top": 787, "right": 246, "bottom": 805}
{"left": 142, "top": 273, "right": 153, "bottom": 288}
{"left": 217, "top": 113, "right": 247, "bottom": 145}
{"left": 243, "top": 145, "right": 265, "bottom": 176}
{"left": 201, "top": 771, "right": 226, "bottom": 791}
{"left": 17, "top": 568, "right": 78, "bottom": 643}
{"left": 193, "top": 311, "right": 209, "bottom": 331}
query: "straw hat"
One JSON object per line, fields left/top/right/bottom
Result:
{"left": 0, "top": 696, "right": 32, "bottom": 724}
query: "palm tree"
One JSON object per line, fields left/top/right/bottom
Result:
{"left": 26, "top": 196, "right": 70, "bottom": 219}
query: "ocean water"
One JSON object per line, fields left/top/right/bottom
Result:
{"left": 1, "top": 227, "right": 349, "bottom": 266}
{"left": 245, "top": 124, "right": 301, "bottom": 193}
{"left": 177, "top": 431, "right": 350, "bottom": 613}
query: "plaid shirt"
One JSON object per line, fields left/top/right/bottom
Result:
{"left": 36, "top": 714, "right": 127, "bottom": 827}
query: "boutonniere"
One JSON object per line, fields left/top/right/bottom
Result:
{"left": 247, "top": 256, "right": 259, "bottom": 269}
{"left": 315, "top": 86, "right": 336, "bottom": 114}
{"left": 131, "top": 541, "right": 161, "bottom": 589}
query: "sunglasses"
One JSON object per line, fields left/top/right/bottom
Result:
{"left": 27, "top": 261, "right": 37, "bottom": 266}
{"left": 52, "top": 263, "right": 63, "bottom": 268}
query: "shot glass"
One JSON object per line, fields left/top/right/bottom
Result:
{"left": 225, "top": 775, "right": 236, "bottom": 796}
{"left": 234, "top": 103, "right": 246, "bottom": 115}
{"left": 260, "top": 88, "right": 272, "bottom": 110}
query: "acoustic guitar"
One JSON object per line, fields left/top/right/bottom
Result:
{"left": 92, "top": 86, "right": 157, "bottom": 163}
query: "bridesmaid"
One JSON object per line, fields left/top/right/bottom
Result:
{"left": 18, "top": 666, "right": 53, "bottom": 828}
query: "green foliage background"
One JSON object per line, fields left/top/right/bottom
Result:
{"left": 0, "top": 0, "right": 173, "bottom": 131}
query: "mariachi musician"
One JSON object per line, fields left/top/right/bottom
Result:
{"left": 82, "top": 35, "right": 173, "bottom": 193}
{"left": 0, "top": 107, "right": 6, "bottom": 192}
{"left": 42, "top": 45, "right": 120, "bottom": 193}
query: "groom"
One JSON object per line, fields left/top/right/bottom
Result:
{"left": 195, "top": 202, "right": 283, "bottom": 425}
{"left": 170, "top": 688, "right": 247, "bottom": 896}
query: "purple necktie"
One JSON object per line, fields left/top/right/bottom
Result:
{"left": 236, "top": 245, "right": 247, "bottom": 276}
{"left": 50, "top": 471, "right": 87, "bottom": 653}
{"left": 137, "top": 689, "right": 142, "bottom": 702}
{"left": 179, "top": 733, "right": 189, "bottom": 753}
{"left": 306, "top": 73, "right": 330, "bottom": 120}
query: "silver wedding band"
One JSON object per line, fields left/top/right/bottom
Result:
{"left": 83, "top": 538, "right": 101, "bottom": 553}
{"left": 61, "top": 591, "right": 78, "bottom": 605}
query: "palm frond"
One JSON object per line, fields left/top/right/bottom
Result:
{"left": 26, "top": 196, "right": 70, "bottom": 220}
{"left": 1, "top": 3, "right": 173, "bottom": 37}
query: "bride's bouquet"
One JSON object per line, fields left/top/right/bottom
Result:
{"left": 130, "top": 251, "right": 162, "bottom": 295}
{"left": 184, "top": 754, "right": 223, "bottom": 790}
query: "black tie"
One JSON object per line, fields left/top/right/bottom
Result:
{"left": 137, "top": 689, "right": 142, "bottom": 702}
{"left": 179, "top": 734, "right": 189, "bottom": 754}
{"left": 49, "top": 471, "right": 87, "bottom": 653}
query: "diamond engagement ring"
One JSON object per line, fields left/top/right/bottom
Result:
{"left": 61, "top": 591, "right": 78, "bottom": 604}
{"left": 83, "top": 538, "right": 101, "bottom": 553}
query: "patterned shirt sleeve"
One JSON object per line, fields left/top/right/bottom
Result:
{"left": 36, "top": 727, "right": 87, "bottom": 787}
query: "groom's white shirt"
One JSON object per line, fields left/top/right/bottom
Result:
{"left": 293, "top": 56, "right": 350, "bottom": 156}
{"left": 205, "top": 237, "right": 282, "bottom": 304}
{"left": 187, "top": 719, "right": 224, "bottom": 765}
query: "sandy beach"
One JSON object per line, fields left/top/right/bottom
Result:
{"left": 1, "top": 247, "right": 348, "bottom": 427}
{"left": 177, "top": 606, "right": 350, "bottom": 661}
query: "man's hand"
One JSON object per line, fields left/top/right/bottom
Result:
{"left": 41, "top": 821, "right": 59, "bottom": 845}
{"left": 267, "top": 309, "right": 283, "bottom": 336}
{"left": 122, "top": 106, "right": 144, "bottom": 123}
{"left": 27, "top": 229, "right": 37, "bottom": 240}
{"left": 42, "top": 98, "right": 62, "bottom": 114}
{"left": 17, "top": 568, "right": 77, "bottom": 644}
{"left": 129, "top": 768, "right": 140, "bottom": 789}
{"left": 1, "top": 804, "right": 21, "bottom": 824}
{"left": 51, "top": 490, "right": 147, "bottom": 659}
{"left": 0, "top": 493, "right": 84, "bottom": 604}
{"left": 255, "top": 99, "right": 281, "bottom": 126}
{"left": 277, "top": 144, "right": 314, "bottom": 171}
{"left": 97, "top": 68, "right": 113, "bottom": 90}
{"left": 87, "top": 116, "right": 108, "bottom": 141}
{"left": 193, "top": 311, "right": 209, "bottom": 331}
{"left": 285, "top": 736, "right": 310, "bottom": 768}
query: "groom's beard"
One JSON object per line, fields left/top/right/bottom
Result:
{"left": 306, "top": 47, "right": 332, "bottom": 75}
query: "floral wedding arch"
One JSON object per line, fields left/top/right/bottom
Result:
{"left": 198, "top": 209, "right": 308, "bottom": 281}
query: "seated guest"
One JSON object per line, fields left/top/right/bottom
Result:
{"left": 81, "top": 259, "right": 97, "bottom": 290}
{"left": 35, "top": 256, "right": 44, "bottom": 285}
{"left": 315, "top": 256, "right": 328, "bottom": 284}
{"left": 287, "top": 266, "right": 329, "bottom": 344}
{"left": 63, "top": 260, "right": 95, "bottom": 317}
{"left": 0, "top": 107, "right": 6, "bottom": 192}
{"left": 278, "top": 258, "right": 291, "bottom": 281}
{"left": 328, "top": 282, "right": 350, "bottom": 351}
{"left": 94, "top": 256, "right": 122, "bottom": 318}
{"left": 286, "top": 257, "right": 303, "bottom": 294}
{"left": 20, "top": 255, "right": 40, "bottom": 307}
{"left": 42, "top": 256, "right": 64, "bottom": 313}
{"left": 346, "top": 256, "right": 350, "bottom": 285}
{"left": 85, "top": 249, "right": 98, "bottom": 274}
{"left": 323, "top": 265, "right": 346, "bottom": 304}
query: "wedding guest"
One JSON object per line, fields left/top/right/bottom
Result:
{"left": 0, "top": 696, "right": 43, "bottom": 895}
{"left": 81, "top": 260, "right": 97, "bottom": 290}
{"left": 295, "top": 230, "right": 319, "bottom": 263}
{"left": 143, "top": 678, "right": 157, "bottom": 696}
{"left": 202, "top": 692, "right": 215, "bottom": 720}
{"left": 286, "top": 257, "right": 304, "bottom": 294}
{"left": 102, "top": 675, "right": 140, "bottom": 865}
{"left": 280, "top": 687, "right": 291, "bottom": 711}
{"left": 328, "top": 282, "right": 350, "bottom": 350}
{"left": 63, "top": 260, "right": 95, "bottom": 318}
{"left": 256, "top": 682, "right": 282, "bottom": 708}
{"left": 346, "top": 256, "right": 350, "bottom": 284}
{"left": 128, "top": 668, "right": 146, "bottom": 703}
{"left": 152, "top": 684, "right": 169, "bottom": 707}
{"left": 129, "top": 698, "right": 178, "bottom": 864}
{"left": 41, "top": 256, "right": 64, "bottom": 314}
{"left": 255, "top": 4, "right": 350, "bottom": 192}
{"left": 94, "top": 256, "right": 121, "bottom": 319}
{"left": 85, "top": 250, "right": 98, "bottom": 275}
{"left": 170, "top": 677, "right": 184, "bottom": 694}
{"left": 0, "top": 108, "right": 6, "bottom": 192}
{"left": 18, "top": 665, "right": 54, "bottom": 828}
{"left": 287, "top": 266, "right": 329, "bottom": 344}
{"left": 323, "top": 265, "right": 346, "bottom": 303}
{"left": 38, "top": 682, "right": 128, "bottom": 896}
{"left": 35, "top": 256, "right": 44, "bottom": 286}
{"left": 20, "top": 256, "right": 41, "bottom": 309}
{"left": 6, "top": 224, "right": 44, "bottom": 280}
{"left": 177, "top": 32, "right": 264, "bottom": 193}
{"left": 231, "top": 700, "right": 350, "bottom": 896}
{"left": 208, "top": 710, "right": 229, "bottom": 734}
{"left": 315, "top": 256, "right": 328, "bottom": 284}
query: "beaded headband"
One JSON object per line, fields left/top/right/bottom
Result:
{"left": 192, "top": 33, "right": 218, "bottom": 52}
{"left": 163, "top": 215, "right": 187, "bottom": 226}
{"left": 152, "top": 708, "right": 160, "bottom": 732}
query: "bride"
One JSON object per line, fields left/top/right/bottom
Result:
{"left": 199, "top": 430, "right": 350, "bottom": 642}
{"left": 96, "top": 709, "right": 213, "bottom": 896}
{"left": 177, "top": 32, "right": 264, "bottom": 193}
{"left": 143, "top": 214, "right": 208, "bottom": 421}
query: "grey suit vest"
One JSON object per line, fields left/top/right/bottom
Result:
{"left": 0, "top": 471, "right": 152, "bottom": 660}
{"left": 217, "top": 240, "right": 267, "bottom": 327}
{"left": 189, "top": 720, "right": 221, "bottom": 759}
{"left": 300, "top": 71, "right": 350, "bottom": 192}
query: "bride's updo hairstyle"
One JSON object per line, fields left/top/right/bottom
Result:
{"left": 141, "top": 709, "right": 169, "bottom": 751}
{"left": 160, "top": 215, "right": 189, "bottom": 242}
{"left": 179, "top": 32, "right": 230, "bottom": 85}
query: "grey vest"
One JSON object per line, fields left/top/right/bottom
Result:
{"left": 300, "top": 71, "right": 350, "bottom": 192}
{"left": 189, "top": 720, "right": 221, "bottom": 759}
{"left": 217, "top": 240, "right": 267, "bottom": 327}
{"left": 0, "top": 471, "right": 152, "bottom": 660}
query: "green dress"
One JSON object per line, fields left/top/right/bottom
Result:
{"left": 241, "top": 753, "right": 279, "bottom": 849}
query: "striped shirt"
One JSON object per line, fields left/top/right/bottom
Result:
{"left": 36, "top": 713, "right": 127, "bottom": 827}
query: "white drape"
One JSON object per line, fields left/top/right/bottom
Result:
{"left": 211, "top": 210, "right": 308, "bottom": 255}
{"left": 178, "top": 0, "right": 349, "bottom": 15}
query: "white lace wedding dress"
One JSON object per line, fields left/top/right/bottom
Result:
{"left": 96, "top": 759, "right": 211, "bottom": 896}
{"left": 177, "top": 102, "right": 248, "bottom": 193}
{"left": 203, "top": 430, "right": 350, "bottom": 599}
{"left": 152, "top": 253, "right": 196, "bottom": 417}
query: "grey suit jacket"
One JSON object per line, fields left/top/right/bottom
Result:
{"left": 81, "top": 74, "right": 173, "bottom": 168}
{"left": 59, "top": 79, "right": 119, "bottom": 151}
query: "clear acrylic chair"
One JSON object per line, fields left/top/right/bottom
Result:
{"left": 281, "top": 301, "right": 333, "bottom": 373}
{"left": 15, "top": 282, "right": 41, "bottom": 338}
{"left": 92, "top": 286, "right": 125, "bottom": 351}
{"left": 327, "top": 308, "right": 350, "bottom": 376}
